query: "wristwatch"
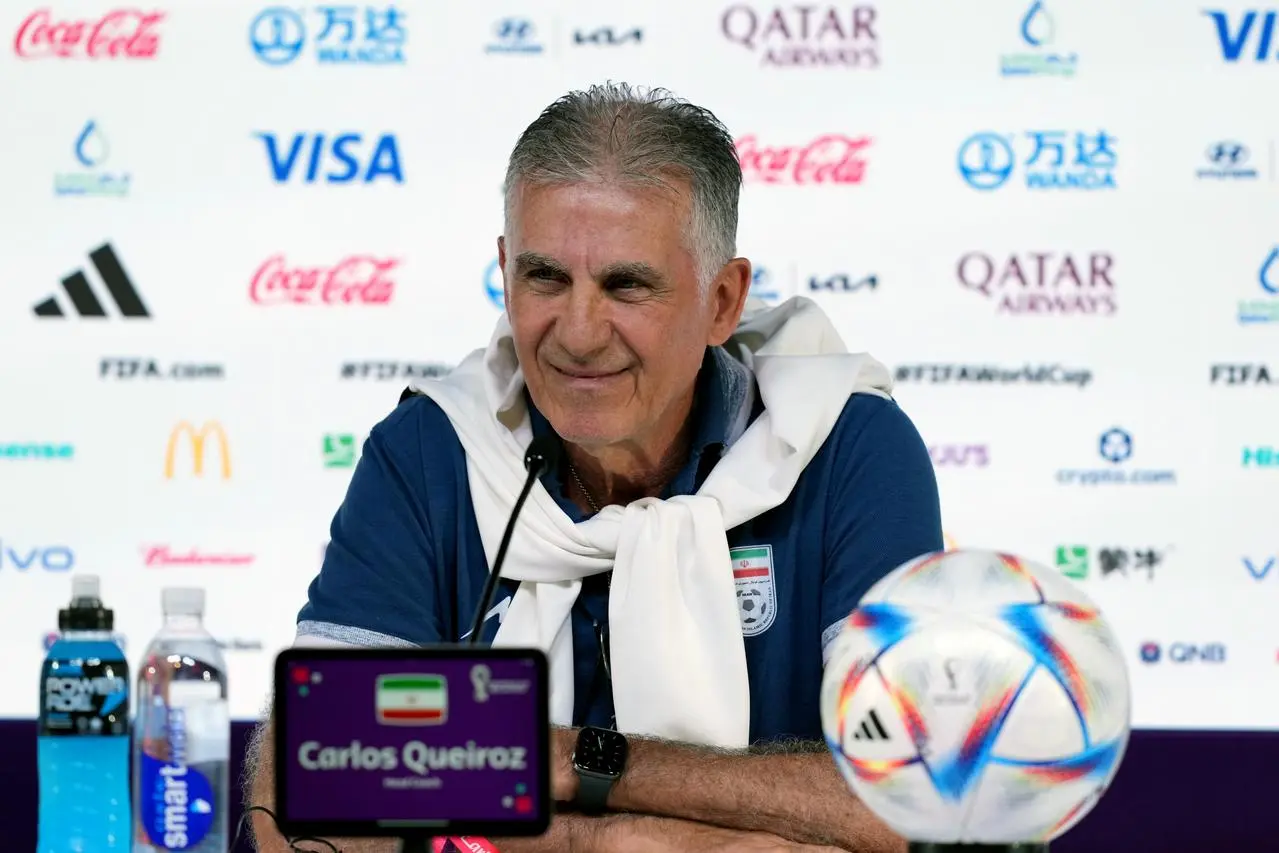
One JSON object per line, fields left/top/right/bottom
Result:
{"left": 571, "top": 726, "right": 629, "bottom": 813}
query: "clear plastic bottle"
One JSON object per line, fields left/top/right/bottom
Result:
{"left": 37, "top": 574, "right": 132, "bottom": 852}
{"left": 132, "top": 587, "right": 229, "bottom": 852}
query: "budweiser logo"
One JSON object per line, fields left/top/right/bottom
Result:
{"left": 14, "top": 9, "right": 164, "bottom": 59}
{"left": 250, "top": 254, "right": 398, "bottom": 305}
{"left": 143, "top": 546, "right": 254, "bottom": 568}
{"left": 736, "top": 134, "right": 871, "bottom": 184}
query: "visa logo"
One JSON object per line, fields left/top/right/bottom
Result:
{"left": 255, "top": 132, "right": 404, "bottom": 184}
{"left": 1205, "top": 10, "right": 1279, "bottom": 61}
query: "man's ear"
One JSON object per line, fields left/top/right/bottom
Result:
{"left": 497, "top": 235, "right": 509, "bottom": 314}
{"left": 706, "top": 258, "right": 752, "bottom": 347}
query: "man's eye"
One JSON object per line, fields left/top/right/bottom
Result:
{"left": 609, "top": 278, "right": 642, "bottom": 291}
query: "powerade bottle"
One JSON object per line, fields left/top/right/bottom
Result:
{"left": 37, "top": 574, "right": 132, "bottom": 852}
{"left": 133, "top": 587, "right": 229, "bottom": 852}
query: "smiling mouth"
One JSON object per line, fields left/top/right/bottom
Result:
{"left": 552, "top": 366, "right": 626, "bottom": 381}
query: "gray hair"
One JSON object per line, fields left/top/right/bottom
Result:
{"left": 502, "top": 82, "right": 742, "bottom": 293}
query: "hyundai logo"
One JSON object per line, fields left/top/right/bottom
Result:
{"left": 1206, "top": 141, "right": 1248, "bottom": 166}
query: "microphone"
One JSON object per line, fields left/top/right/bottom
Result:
{"left": 466, "top": 435, "right": 561, "bottom": 646}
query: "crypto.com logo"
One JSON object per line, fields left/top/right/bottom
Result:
{"left": 164, "top": 421, "right": 231, "bottom": 480}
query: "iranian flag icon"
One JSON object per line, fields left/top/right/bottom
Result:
{"left": 376, "top": 674, "right": 448, "bottom": 725}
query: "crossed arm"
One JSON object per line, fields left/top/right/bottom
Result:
{"left": 245, "top": 716, "right": 905, "bottom": 853}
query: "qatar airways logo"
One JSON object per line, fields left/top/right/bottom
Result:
{"left": 957, "top": 251, "right": 1115, "bottom": 315}
{"left": 736, "top": 134, "right": 871, "bottom": 185}
{"left": 143, "top": 546, "right": 254, "bottom": 568}
{"left": 13, "top": 9, "right": 164, "bottom": 58}
{"left": 250, "top": 255, "right": 398, "bottom": 305}
{"left": 720, "top": 5, "right": 879, "bottom": 68}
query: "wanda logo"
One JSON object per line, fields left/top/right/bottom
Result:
{"left": 736, "top": 134, "right": 871, "bottom": 184}
{"left": 249, "top": 254, "right": 399, "bottom": 305}
{"left": 13, "top": 9, "right": 164, "bottom": 58}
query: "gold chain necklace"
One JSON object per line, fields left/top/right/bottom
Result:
{"left": 566, "top": 460, "right": 601, "bottom": 514}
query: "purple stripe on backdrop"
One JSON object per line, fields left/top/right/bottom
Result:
{"left": 2, "top": 721, "right": 1275, "bottom": 851}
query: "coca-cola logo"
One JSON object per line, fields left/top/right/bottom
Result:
{"left": 250, "top": 254, "right": 398, "bottom": 305}
{"left": 14, "top": 9, "right": 164, "bottom": 59}
{"left": 736, "top": 134, "right": 871, "bottom": 184}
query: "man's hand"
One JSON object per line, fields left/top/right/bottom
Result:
{"left": 552, "top": 726, "right": 580, "bottom": 802}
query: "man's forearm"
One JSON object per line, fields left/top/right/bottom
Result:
{"left": 244, "top": 718, "right": 399, "bottom": 853}
{"left": 607, "top": 737, "right": 905, "bottom": 853}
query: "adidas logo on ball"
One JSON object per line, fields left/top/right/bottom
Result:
{"left": 851, "top": 709, "right": 891, "bottom": 741}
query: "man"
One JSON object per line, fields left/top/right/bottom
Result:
{"left": 246, "top": 82, "right": 942, "bottom": 852}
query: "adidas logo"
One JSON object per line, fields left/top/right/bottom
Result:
{"left": 851, "top": 708, "right": 891, "bottom": 741}
{"left": 33, "top": 243, "right": 150, "bottom": 319}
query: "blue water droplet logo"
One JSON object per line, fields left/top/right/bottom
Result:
{"left": 74, "top": 120, "right": 109, "bottom": 168}
{"left": 1020, "top": 0, "right": 1055, "bottom": 47}
{"left": 1260, "top": 247, "right": 1279, "bottom": 295}
{"left": 484, "top": 258, "right": 504, "bottom": 309}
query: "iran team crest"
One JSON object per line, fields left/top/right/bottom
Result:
{"left": 732, "top": 545, "right": 776, "bottom": 637}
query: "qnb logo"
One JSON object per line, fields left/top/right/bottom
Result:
{"left": 256, "top": 132, "right": 403, "bottom": 184}
{"left": 1204, "top": 9, "right": 1279, "bottom": 62}
{"left": 33, "top": 243, "right": 149, "bottom": 319}
{"left": 164, "top": 421, "right": 231, "bottom": 480}
{"left": 1055, "top": 427, "right": 1177, "bottom": 486}
{"left": 1140, "top": 642, "right": 1227, "bottom": 664}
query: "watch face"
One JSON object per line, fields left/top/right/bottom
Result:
{"left": 575, "top": 727, "right": 628, "bottom": 776}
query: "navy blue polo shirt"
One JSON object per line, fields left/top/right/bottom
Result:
{"left": 297, "top": 347, "right": 942, "bottom": 743}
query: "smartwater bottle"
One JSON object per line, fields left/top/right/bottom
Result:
{"left": 132, "top": 587, "right": 229, "bottom": 852}
{"left": 37, "top": 574, "right": 132, "bottom": 852}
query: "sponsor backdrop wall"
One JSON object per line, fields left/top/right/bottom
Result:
{"left": 1, "top": 0, "right": 1277, "bottom": 731}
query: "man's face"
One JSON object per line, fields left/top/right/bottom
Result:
{"left": 500, "top": 179, "right": 747, "bottom": 453}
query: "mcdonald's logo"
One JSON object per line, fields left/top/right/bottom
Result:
{"left": 164, "top": 421, "right": 231, "bottom": 480}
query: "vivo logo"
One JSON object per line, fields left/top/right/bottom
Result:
{"left": 0, "top": 543, "right": 75, "bottom": 571}
{"left": 1205, "top": 10, "right": 1279, "bottom": 61}
{"left": 1244, "top": 556, "right": 1275, "bottom": 579}
{"left": 255, "top": 132, "right": 404, "bottom": 184}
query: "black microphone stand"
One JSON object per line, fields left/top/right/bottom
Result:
{"left": 398, "top": 836, "right": 432, "bottom": 853}
{"left": 908, "top": 845, "right": 1049, "bottom": 852}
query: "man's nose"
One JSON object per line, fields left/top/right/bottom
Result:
{"left": 556, "top": 281, "right": 611, "bottom": 359}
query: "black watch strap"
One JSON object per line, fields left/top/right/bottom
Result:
{"left": 575, "top": 771, "right": 614, "bottom": 814}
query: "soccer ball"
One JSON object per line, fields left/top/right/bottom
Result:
{"left": 820, "top": 549, "right": 1131, "bottom": 844}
